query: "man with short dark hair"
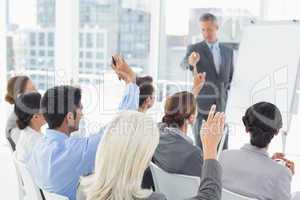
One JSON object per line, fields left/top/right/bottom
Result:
{"left": 181, "top": 13, "right": 234, "bottom": 149}
{"left": 27, "top": 55, "right": 139, "bottom": 200}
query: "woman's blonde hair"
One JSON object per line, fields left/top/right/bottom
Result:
{"left": 82, "top": 111, "right": 160, "bottom": 200}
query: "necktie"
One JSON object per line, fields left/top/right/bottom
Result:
{"left": 210, "top": 44, "right": 220, "bottom": 74}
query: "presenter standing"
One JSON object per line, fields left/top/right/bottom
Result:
{"left": 181, "top": 13, "right": 234, "bottom": 149}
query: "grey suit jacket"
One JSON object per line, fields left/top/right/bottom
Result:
{"left": 153, "top": 123, "right": 203, "bottom": 177}
{"left": 181, "top": 41, "right": 234, "bottom": 114}
{"left": 137, "top": 160, "right": 222, "bottom": 200}
{"left": 219, "top": 144, "right": 292, "bottom": 200}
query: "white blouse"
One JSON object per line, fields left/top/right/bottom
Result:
{"left": 15, "top": 127, "right": 42, "bottom": 163}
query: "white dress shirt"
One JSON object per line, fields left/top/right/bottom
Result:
{"left": 15, "top": 126, "right": 42, "bottom": 163}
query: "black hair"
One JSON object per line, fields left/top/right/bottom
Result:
{"left": 242, "top": 102, "right": 283, "bottom": 148}
{"left": 14, "top": 92, "right": 42, "bottom": 130}
{"left": 41, "top": 86, "right": 82, "bottom": 129}
{"left": 199, "top": 13, "right": 218, "bottom": 23}
{"left": 136, "top": 76, "right": 154, "bottom": 108}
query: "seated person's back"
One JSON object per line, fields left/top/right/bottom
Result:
{"left": 219, "top": 102, "right": 293, "bottom": 200}
{"left": 142, "top": 92, "right": 203, "bottom": 189}
{"left": 154, "top": 123, "right": 203, "bottom": 177}
{"left": 219, "top": 144, "right": 292, "bottom": 200}
{"left": 153, "top": 92, "right": 203, "bottom": 177}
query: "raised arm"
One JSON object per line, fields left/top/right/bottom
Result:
{"left": 192, "top": 72, "right": 206, "bottom": 97}
{"left": 111, "top": 55, "right": 139, "bottom": 111}
{"left": 190, "top": 105, "right": 225, "bottom": 200}
{"left": 181, "top": 45, "right": 200, "bottom": 75}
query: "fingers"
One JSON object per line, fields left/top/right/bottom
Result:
{"left": 272, "top": 152, "right": 285, "bottom": 160}
{"left": 285, "top": 160, "right": 295, "bottom": 174}
{"left": 207, "top": 105, "right": 216, "bottom": 122}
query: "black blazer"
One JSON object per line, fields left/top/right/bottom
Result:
{"left": 181, "top": 41, "right": 234, "bottom": 114}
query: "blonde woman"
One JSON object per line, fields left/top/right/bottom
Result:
{"left": 83, "top": 107, "right": 224, "bottom": 200}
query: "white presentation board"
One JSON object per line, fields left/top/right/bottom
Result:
{"left": 226, "top": 22, "right": 300, "bottom": 141}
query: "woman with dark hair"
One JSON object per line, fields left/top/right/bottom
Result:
{"left": 136, "top": 76, "right": 155, "bottom": 113}
{"left": 142, "top": 73, "right": 209, "bottom": 188}
{"left": 14, "top": 92, "right": 45, "bottom": 162}
{"left": 5, "top": 75, "right": 36, "bottom": 149}
{"left": 219, "top": 102, "right": 294, "bottom": 200}
{"left": 154, "top": 91, "right": 203, "bottom": 174}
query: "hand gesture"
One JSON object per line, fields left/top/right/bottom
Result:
{"left": 188, "top": 52, "right": 201, "bottom": 68}
{"left": 272, "top": 153, "right": 295, "bottom": 175}
{"left": 112, "top": 54, "right": 136, "bottom": 84}
{"left": 200, "top": 105, "right": 225, "bottom": 160}
{"left": 192, "top": 72, "right": 206, "bottom": 97}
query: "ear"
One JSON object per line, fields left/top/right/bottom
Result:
{"left": 32, "top": 113, "right": 39, "bottom": 119}
{"left": 66, "top": 112, "right": 75, "bottom": 121}
{"left": 145, "top": 96, "right": 152, "bottom": 104}
{"left": 187, "top": 114, "right": 195, "bottom": 124}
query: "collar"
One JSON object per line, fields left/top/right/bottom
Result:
{"left": 45, "top": 129, "right": 69, "bottom": 141}
{"left": 205, "top": 40, "right": 220, "bottom": 49}
{"left": 241, "top": 143, "right": 269, "bottom": 157}
{"left": 25, "top": 126, "right": 41, "bottom": 135}
{"left": 165, "top": 126, "right": 194, "bottom": 144}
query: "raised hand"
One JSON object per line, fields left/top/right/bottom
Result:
{"left": 188, "top": 51, "right": 201, "bottom": 69}
{"left": 112, "top": 54, "right": 136, "bottom": 84}
{"left": 272, "top": 153, "right": 295, "bottom": 175}
{"left": 200, "top": 105, "right": 225, "bottom": 160}
{"left": 192, "top": 72, "right": 206, "bottom": 97}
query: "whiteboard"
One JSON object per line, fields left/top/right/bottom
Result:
{"left": 226, "top": 23, "right": 300, "bottom": 134}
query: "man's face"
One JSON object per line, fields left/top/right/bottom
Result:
{"left": 73, "top": 103, "right": 83, "bottom": 131}
{"left": 67, "top": 103, "right": 83, "bottom": 132}
{"left": 200, "top": 20, "right": 218, "bottom": 43}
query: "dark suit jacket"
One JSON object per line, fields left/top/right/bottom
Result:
{"left": 142, "top": 124, "right": 203, "bottom": 189}
{"left": 181, "top": 41, "right": 234, "bottom": 114}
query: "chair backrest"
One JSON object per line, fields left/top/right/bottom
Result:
{"left": 42, "top": 190, "right": 69, "bottom": 200}
{"left": 7, "top": 142, "right": 25, "bottom": 200}
{"left": 222, "top": 189, "right": 258, "bottom": 200}
{"left": 12, "top": 152, "right": 43, "bottom": 200}
{"left": 150, "top": 162, "right": 200, "bottom": 200}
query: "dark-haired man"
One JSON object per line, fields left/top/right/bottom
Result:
{"left": 181, "top": 13, "right": 234, "bottom": 149}
{"left": 27, "top": 56, "right": 139, "bottom": 200}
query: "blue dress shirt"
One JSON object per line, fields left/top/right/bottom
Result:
{"left": 27, "top": 83, "right": 140, "bottom": 200}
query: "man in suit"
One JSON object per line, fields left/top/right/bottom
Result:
{"left": 181, "top": 13, "right": 234, "bottom": 149}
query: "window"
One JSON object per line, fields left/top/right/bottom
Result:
{"left": 86, "top": 33, "right": 93, "bottom": 48}
{"left": 39, "top": 50, "right": 45, "bottom": 57}
{"left": 30, "top": 59, "right": 36, "bottom": 66}
{"left": 96, "top": 33, "right": 104, "bottom": 48}
{"left": 30, "top": 33, "right": 36, "bottom": 46}
{"left": 79, "top": 51, "right": 84, "bottom": 58}
{"left": 48, "top": 32, "right": 54, "bottom": 47}
{"left": 95, "top": 62, "right": 104, "bottom": 71}
{"left": 39, "top": 32, "right": 45, "bottom": 46}
{"left": 96, "top": 52, "right": 104, "bottom": 60}
{"left": 48, "top": 50, "right": 54, "bottom": 57}
{"left": 86, "top": 51, "right": 93, "bottom": 59}
{"left": 79, "top": 33, "right": 84, "bottom": 48}
{"left": 85, "top": 62, "right": 93, "bottom": 68}
{"left": 30, "top": 50, "right": 36, "bottom": 56}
